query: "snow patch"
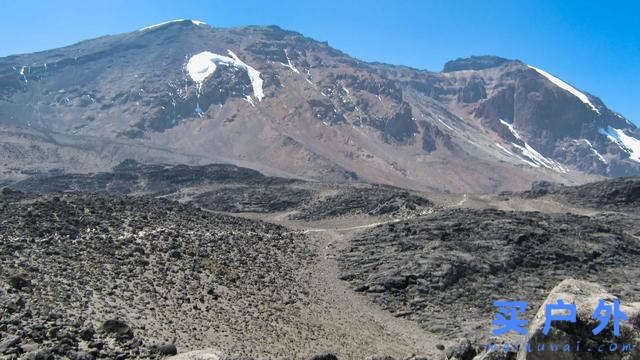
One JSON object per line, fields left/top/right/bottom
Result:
{"left": 186, "top": 52, "right": 224, "bottom": 85}
{"left": 186, "top": 50, "right": 264, "bottom": 101}
{"left": 437, "top": 118, "right": 454, "bottom": 131}
{"left": 495, "top": 143, "right": 515, "bottom": 156}
{"left": 18, "top": 66, "right": 27, "bottom": 83}
{"left": 583, "top": 139, "right": 607, "bottom": 163}
{"left": 527, "top": 65, "right": 599, "bottom": 114}
{"left": 499, "top": 119, "right": 567, "bottom": 172}
{"left": 227, "top": 50, "right": 264, "bottom": 101}
{"left": 496, "top": 142, "right": 539, "bottom": 167}
{"left": 599, "top": 126, "right": 640, "bottom": 162}
{"left": 615, "top": 113, "right": 634, "bottom": 126}
{"left": 499, "top": 119, "right": 522, "bottom": 140}
{"left": 244, "top": 95, "right": 255, "bottom": 107}
{"left": 139, "top": 19, "right": 207, "bottom": 31}
{"left": 517, "top": 142, "right": 567, "bottom": 172}
{"left": 304, "top": 69, "right": 314, "bottom": 85}
{"left": 280, "top": 50, "right": 299, "bottom": 74}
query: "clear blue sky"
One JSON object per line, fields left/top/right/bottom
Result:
{"left": 1, "top": 0, "right": 638, "bottom": 124}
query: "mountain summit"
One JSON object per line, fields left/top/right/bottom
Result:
{"left": 1, "top": 20, "right": 638, "bottom": 192}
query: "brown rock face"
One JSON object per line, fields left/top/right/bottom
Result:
{"left": 430, "top": 62, "right": 639, "bottom": 177}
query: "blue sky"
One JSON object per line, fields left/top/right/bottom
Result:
{"left": 1, "top": 0, "right": 638, "bottom": 124}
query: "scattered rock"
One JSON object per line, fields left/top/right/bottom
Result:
{"left": 311, "top": 353, "right": 339, "bottom": 360}
{"left": 79, "top": 326, "right": 95, "bottom": 341}
{"left": 8, "top": 275, "right": 31, "bottom": 290}
{"left": 0, "top": 192, "right": 313, "bottom": 358}
{"left": 393, "top": 310, "right": 413, "bottom": 317}
{"left": 473, "top": 348, "right": 516, "bottom": 360}
{"left": 151, "top": 343, "right": 178, "bottom": 356}
{"left": 366, "top": 285, "right": 386, "bottom": 293}
{"left": 367, "top": 355, "right": 395, "bottom": 360}
{"left": 0, "top": 335, "right": 20, "bottom": 352}
{"left": 20, "top": 342, "right": 40, "bottom": 353}
{"left": 523, "top": 181, "right": 554, "bottom": 199}
{"left": 101, "top": 319, "right": 133, "bottom": 340}
{"left": 353, "top": 284, "right": 369, "bottom": 292}
{"left": 447, "top": 339, "right": 477, "bottom": 360}
{"left": 69, "top": 351, "right": 94, "bottom": 360}
{"left": 194, "top": 186, "right": 312, "bottom": 213}
{"left": 292, "top": 185, "right": 432, "bottom": 220}
{"left": 30, "top": 348, "right": 54, "bottom": 360}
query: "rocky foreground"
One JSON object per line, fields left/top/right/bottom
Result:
{"left": 0, "top": 189, "right": 313, "bottom": 359}
{"left": 1, "top": 168, "right": 640, "bottom": 359}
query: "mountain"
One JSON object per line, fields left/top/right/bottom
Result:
{"left": 1, "top": 19, "right": 638, "bottom": 192}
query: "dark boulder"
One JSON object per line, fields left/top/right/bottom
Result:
{"left": 101, "top": 319, "right": 133, "bottom": 340}
{"left": 151, "top": 344, "right": 178, "bottom": 356}
{"left": 447, "top": 339, "right": 477, "bottom": 360}
{"left": 311, "top": 353, "right": 338, "bottom": 360}
{"left": 8, "top": 275, "right": 31, "bottom": 290}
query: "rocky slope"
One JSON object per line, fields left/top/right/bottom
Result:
{"left": 0, "top": 189, "right": 315, "bottom": 358}
{"left": 290, "top": 185, "right": 432, "bottom": 220}
{"left": 12, "top": 159, "right": 299, "bottom": 195}
{"left": 338, "top": 207, "right": 640, "bottom": 345}
{"left": 521, "top": 176, "right": 640, "bottom": 213}
{"left": 11, "top": 160, "right": 435, "bottom": 219}
{"left": 2, "top": 20, "right": 638, "bottom": 192}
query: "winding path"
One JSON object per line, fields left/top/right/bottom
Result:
{"left": 258, "top": 211, "right": 448, "bottom": 358}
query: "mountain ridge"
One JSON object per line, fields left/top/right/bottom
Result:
{"left": 1, "top": 19, "right": 638, "bottom": 192}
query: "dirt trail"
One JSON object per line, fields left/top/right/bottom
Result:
{"left": 251, "top": 212, "right": 450, "bottom": 359}
{"left": 301, "top": 218, "right": 404, "bottom": 234}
